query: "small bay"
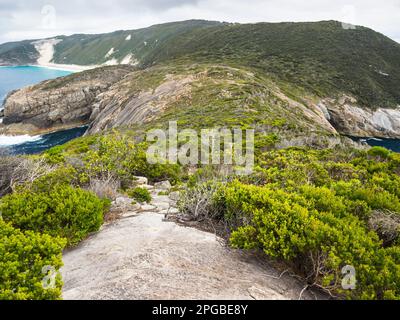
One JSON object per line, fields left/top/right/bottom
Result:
{"left": 0, "top": 66, "right": 72, "bottom": 106}
{"left": 0, "top": 66, "right": 87, "bottom": 155}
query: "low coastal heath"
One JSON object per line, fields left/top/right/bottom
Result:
{"left": 152, "top": 304, "right": 249, "bottom": 317}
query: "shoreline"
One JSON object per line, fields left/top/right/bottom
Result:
{"left": 0, "top": 121, "right": 89, "bottom": 137}
{"left": 0, "top": 63, "right": 100, "bottom": 73}
{"left": 0, "top": 64, "right": 96, "bottom": 73}
{"left": 0, "top": 125, "right": 89, "bottom": 149}
{"left": 31, "top": 63, "right": 99, "bottom": 73}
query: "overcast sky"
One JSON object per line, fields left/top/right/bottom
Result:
{"left": 0, "top": 0, "right": 399, "bottom": 44}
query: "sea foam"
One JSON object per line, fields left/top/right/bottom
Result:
{"left": 0, "top": 134, "right": 42, "bottom": 146}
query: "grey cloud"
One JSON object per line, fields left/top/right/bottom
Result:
{"left": 0, "top": 0, "right": 398, "bottom": 44}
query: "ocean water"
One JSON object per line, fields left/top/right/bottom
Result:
{"left": 4, "top": 126, "right": 88, "bottom": 155}
{"left": 0, "top": 66, "right": 87, "bottom": 155}
{"left": 0, "top": 66, "right": 71, "bottom": 106}
{"left": 354, "top": 137, "right": 400, "bottom": 153}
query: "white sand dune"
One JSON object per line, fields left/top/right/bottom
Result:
{"left": 32, "top": 39, "right": 99, "bottom": 73}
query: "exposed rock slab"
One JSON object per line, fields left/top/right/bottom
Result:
{"left": 322, "top": 96, "right": 400, "bottom": 138}
{"left": 87, "top": 74, "right": 195, "bottom": 134}
{"left": 61, "top": 212, "right": 317, "bottom": 300}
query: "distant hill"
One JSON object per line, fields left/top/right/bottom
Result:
{"left": 1, "top": 20, "right": 400, "bottom": 108}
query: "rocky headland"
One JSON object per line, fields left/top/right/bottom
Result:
{"left": 1, "top": 64, "right": 400, "bottom": 140}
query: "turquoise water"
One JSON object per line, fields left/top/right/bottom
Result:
{"left": 0, "top": 66, "right": 71, "bottom": 106}
{"left": 0, "top": 66, "right": 89, "bottom": 155}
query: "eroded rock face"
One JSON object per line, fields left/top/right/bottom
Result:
{"left": 86, "top": 74, "right": 195, "bottom": 134}
{"left": 320, "top": 96, "right": 400, "bottom": 138}
{"left": 0, "top": 66, "right": 134, "bottom": 135}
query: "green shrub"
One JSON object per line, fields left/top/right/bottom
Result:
{"left": 29, "top": 166, "right": 79, "bottom": 193}
{"left": 84, "top": 135, "right": 183, "bottom": 185}
{"left": 368, "top": 146, "right": 391, "bottom": 159}
{"left": 0, "top": 185, "right": 107, "bottom": 246}
{"left": 44, "top": 145, "right": 65, "bottom": 164}
{"left": 332, "top": 180, "right": 400, "bottom": 214}
{"left": 127, "top": 187, "right": 152, "bottom": 203}
{"left": 0, "top": 220, "right": 66, "bottom": 300}
{"left": 220, "top": 180, "right": 400, "bottom": 299}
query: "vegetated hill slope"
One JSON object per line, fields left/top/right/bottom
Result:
{"left": 0, "top": 20, "right": 222, "bottom": 66}
{"left": 1, "top": 63, "right": 340, "bottom": 145}
{"left": 51, "top": 20, "right": 222, "bottom": 66}
{"left": 0, "top": 40, "right": 39, "bottom": 65}
{"left": 143, "top": 21, "right": 400, "bottom": 108}
{"left": 1, "top": 20, "right": 399, "bottom": 108}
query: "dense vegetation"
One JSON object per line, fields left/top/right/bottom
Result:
{"left": 1, "top": 20, "right": 400, "bottom": 300}
{"left": 0, "top": 220, "right": 65, "bottom": 300}
{"left": 51, "top": 20, "right": 221, "bottom": 66}
{"left": 0, "top": 40, "right": 38, "bottom": 65}
{"left": 0, "top": 153, "right": 111, "bottom": 299}
{"left": 0, "top": 181, "right": 108, "bottom": 246}
{"left": 2, "top": 124, "right": 400, "bottom": 299}
{"left": 179, "top": 146, "right": 400, "bottom": 299}
{"left": 147, "top": 21, "right": 400, "bottom": 108}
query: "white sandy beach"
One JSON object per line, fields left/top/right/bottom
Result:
{"left": 32, "top": 63, "right": 96, "bottom": 73}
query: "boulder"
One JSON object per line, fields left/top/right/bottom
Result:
{"left": 169, "top": 191, "right": 180, "bottom": 202}
{"left": 111, "top": 197, "right": 140, "bottom": 213}
{"left": 140, "top": 204, "right": 157, "bottom": 212}
{"left": 154, "top": 180, "right": 171, "bottom": 190}
{"left": 133, "top": 176, "right": 148, "bottom": 186}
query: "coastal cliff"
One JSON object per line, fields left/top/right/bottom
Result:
{"left": 0, "top": 66, "right": 134, "bottom": 135}
{"left": 2, "top": 20, "right": 400, "bottom": 301}
{"left": 2, "top": 64, "right": 400, "bottom": 140}
{"left": 320, "top": 96, "right": 400, "bottom": 138}
{"left": 1, "top": 20, "right": 400, "bottom": 139}
{"left": 1, "top": 64, "right": 339, "bottom": 139}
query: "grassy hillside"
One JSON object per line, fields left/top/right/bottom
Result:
{"left": 52, "top": 20, "right": 222, "bottom": 65}
{"left": 142, "top": 21, "right": 400, "bottom": 108}
{"left": 0, "top": 40, "right": 39, "bottom": 65}
{"left": 1, "top": 20, "right": 399, "bottom": 108}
